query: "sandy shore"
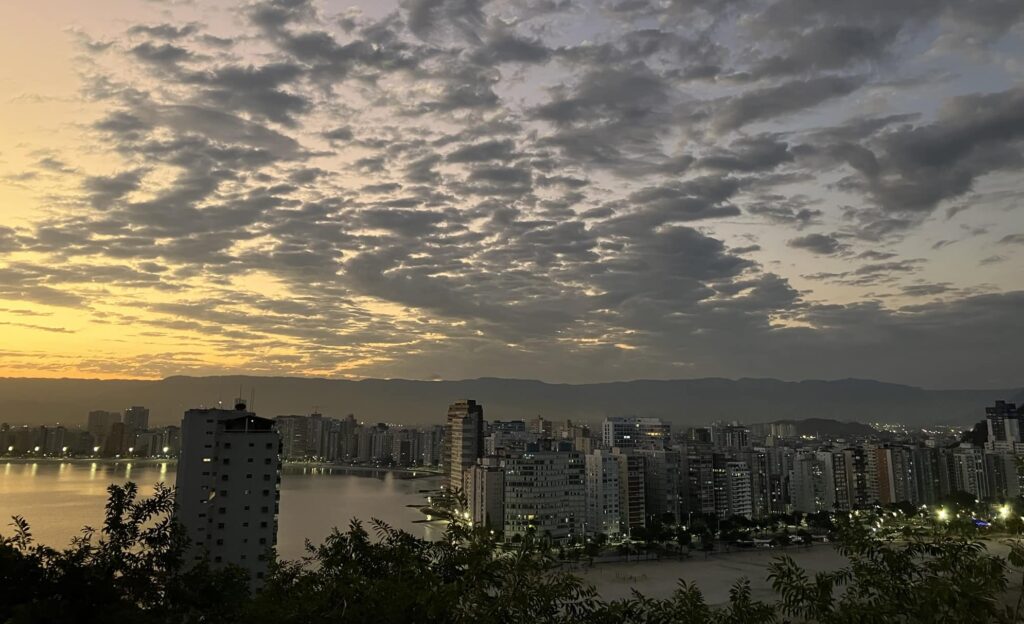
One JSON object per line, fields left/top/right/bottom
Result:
{"left": 579, "top": 546, "right": 847, "bottom": 604}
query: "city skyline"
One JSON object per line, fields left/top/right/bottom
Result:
{"left": 1, "top": 0, "right": 1023, "bottom": 388}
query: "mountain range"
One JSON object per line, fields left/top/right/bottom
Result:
{"left": 0, "top": 376, "right": 1020, "bottom": 430}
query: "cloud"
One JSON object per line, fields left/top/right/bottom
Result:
{"left": 446, "top": 139, "right": 518, "bottom": 163}
{"left": 1, "top": 0, "right": 1021, "bottom": 388}
{"left": 129, "top": 41, "right": 193, "bottom": 68}
{"left": 182, "top": 63, "right": 310, "bottom": 126}
{"left": 127, "top": 23, "right": 201, "bottom": 40}
{"left": 747, "top": 195, "right": 822, "bottom": 229}
{"left": 811, "top": 86, "right": 1024, "bottom": 238}
{"left": 787, "top": 233, "right": 849, "bottom": 255}
{"left": 402, "top": 0, "right": 486, "bottom": 41}
{"left": 711, "top": 75, "right": 866, "bottom": 135}
{"left": 83, "top": 170, "right": 146, "bottom": 209}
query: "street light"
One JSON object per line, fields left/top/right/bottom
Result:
{"left": 936, "top": 508, "right": 950, "bottom": 522}
{"left": 998, "top": 504, "right": 1012, "bottom": 520}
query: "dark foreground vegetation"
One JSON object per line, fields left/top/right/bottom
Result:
{"left": 3, "top": 484, "right": 1024, "bottom": 623}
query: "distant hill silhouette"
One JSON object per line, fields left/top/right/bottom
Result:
{"left": 0, "top": 376, "right": 1018, "bottom": 429}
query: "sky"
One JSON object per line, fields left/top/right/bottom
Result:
{"left": 0, "top": 0, "right": 1022, "bottom": 388}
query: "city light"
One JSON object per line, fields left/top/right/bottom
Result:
{"left": 999, "top": 504, "right": 1012, "bottom": 520}
{"left": 936, "top": 508, "right": 950, "bottom": 522}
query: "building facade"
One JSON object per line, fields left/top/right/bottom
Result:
{"left": 444, "top": 400, "right": 484, "bottom": 491}
{"left": 175, "top": 403, "right": 282, "bottom": 583}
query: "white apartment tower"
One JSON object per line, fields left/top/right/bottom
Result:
{"left": 175, "top": 402, "right": 281, "bottom": 583}
{"left": 466, "top": 458, "right": 505, "bottom": 529}
{"left": 724, "top": 461, "right": 753, "bottom": 519}
{"left": 503, "top": 447, "right": 586, "bottom": 543}
{"left": 584, "top": 450, "right": 621, "bottom": 537}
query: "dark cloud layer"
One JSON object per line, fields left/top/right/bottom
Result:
{"left": 0, "top": 0, "right": 1022, "bottom": 387}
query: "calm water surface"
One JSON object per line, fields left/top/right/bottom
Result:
{"left": 0, "top": 460, "right": 445, "bottom": 559}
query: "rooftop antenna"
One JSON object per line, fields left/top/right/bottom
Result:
{"left": 250, "top": 388, "right": 256, "bottom": 413}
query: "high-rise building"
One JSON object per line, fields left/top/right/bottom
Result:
{"left": 766, "top": 446, "right": 795, "bottom": 513}
{"left": 637, "top": 448, "right": 681, "bottom": 523}
{"left": 417, "top": 425, "right": 444, "bottom": 466}
{"left": 682, "top": 449, "right": 718, "bottom": 517}
{"left": 615, "top": 450, "right": 646, "bottom": 531}
{"left": 738, "top": 448, "right": 775, "bottom": 518}
{"left": 338, "top": 414, "right": 359, "bottom": 462}
{"left": 133, "top": 430, "right": 163, "bottom": 456}
{"left": 951, "top": 444, "right": 988, "bottom": 500}
{"left": 486, "top": 428, "right": 538, "bottom": 455}
{"left": 528, "top": 415, "right": 553, "bottom": 437}
{"left": 790, "top": 453, "right": 827, "bottom": 513}
{"left": 175, "top": 402, "right": 281, "bottom": 584}
{"left": 503, "top": 445, "right": 585, "bottom": 543}
{"left": 491, "top": 420, "right": 527, "bottom": 433}
{"left": 723, "top": 462, "right": 753, "bottom": 519}
{"left": 355, "top": 425, "right": 373, "bottom": 463}
{"left": 986, "top": 453, "right": 1022, "bottom": 500}
{"left": 841, "top": 447, "right": 873, "bottom": 509}
{"left": 911, "top": 446, "right": 941, "bottom": 505}
{"left": 710, "top": 422, "right": 751, "bottom": 450}
{"left": 585, "top": 450, "right": 621, "bottom": 537}
{"left": 369, "top": 423, "right": 393, "bottom": 463}
{"left": 466, "top": 458, "right": 505, "bottom": 529}
{"left": 123, "top": 406, "right": 150, "bottom": 432}
{"left": 602, "top": 417, "right": 669, "bottom": 450}
{"left": 158, "top": 425, "right": 181, "bottom": 456}
{"left": 986, "top": 401, "right": 1022, "bottom": 452}
{"left": 275, "top": 415, "right": 309, "bottom": 460}
{"left": 443, "top": 400, "right": 484, "bottom": 491}
{"left": 392, "top": 429, "right": 418, "bottom": 466}
{"left": 307, "top": 413, "right": 326, "bottom": 459}
{"left": 87, "top": 410, "right": 121, "bottom": 449}
{"left": 102, "top": 422, "right": 134, "bottom": 457}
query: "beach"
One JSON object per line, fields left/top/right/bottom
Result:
{"left": 579, "top": 546, "right": 847, "bottom": 604}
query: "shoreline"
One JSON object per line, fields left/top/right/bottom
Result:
{"left": 1, "top": 457, "right": 444, "bottom": 479}
{"left": 281, "top": 461, "right": 443, "bottom": 479}
{"left": 1, "top": 457, "right": 175, "bottom": 465}
{"left": 577, "top": 544, "right": 846, "bottom": 604}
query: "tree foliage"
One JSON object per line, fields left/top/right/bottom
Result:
{"left": 3, "top": 483, "right": 1024, "bottom": 623}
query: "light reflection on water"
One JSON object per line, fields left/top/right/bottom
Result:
{"left": 0, "top": 460, "right": 444, "bottom": 559}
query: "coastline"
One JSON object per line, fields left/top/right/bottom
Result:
{"left": 281, "top": 461, "right": 444, "bottom": 479}
{"left": 1, "top": 457, "right": 444, "bottom": 482}
{"left": 1, "top": 457, "right": 175, "bottom": 466}
{"left": 577, "top": 545, "right": 846, "bottom": 604}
